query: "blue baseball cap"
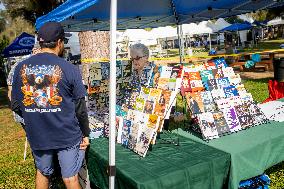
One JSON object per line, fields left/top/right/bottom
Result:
{"left": 38, "top": 22, "right": 68, "bottom": 43}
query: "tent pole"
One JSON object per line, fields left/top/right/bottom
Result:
{"left": 209, "top": 33, "right": 212, "bottom": 50}
{"left": 109, "top": 0, "right": 117, "bottom": 189}
{"left": 177, "top": 25, "right": 182, "bottom": 63}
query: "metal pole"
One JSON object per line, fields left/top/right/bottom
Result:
{"left": 109, "top": 0, "right": 117, "bottom": 188}
{"left": 177, "top": 25, "right": 182, "bottom": 63}
{"left": 209, "top": 33, "right": 212, "bottom": 50}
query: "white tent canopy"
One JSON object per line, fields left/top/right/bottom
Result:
{"left": 268, "top": 17, "right": 284, "bottom": 26}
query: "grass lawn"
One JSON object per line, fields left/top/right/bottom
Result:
{"left": 0, "top": 76, "right": 283, "bottom": 188}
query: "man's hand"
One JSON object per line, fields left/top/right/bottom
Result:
{"left": 80, "top": 137, "right": 90, "bottom": 150}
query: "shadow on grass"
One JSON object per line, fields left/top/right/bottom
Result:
{"left": 0, "top": 87, "right": 9, "bottom": 109}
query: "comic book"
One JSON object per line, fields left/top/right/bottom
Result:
{"left": 247, "top": 101, "right": 267, "bottom": 125}
{"left": 121, "top": 119, "right": 133, "bottom": 147}
{"left": 213, "top": 112, "right": 230, "bottom": 135}
{"left": 197, "top": 112, "right": 219, "bottom": 140}
{"left": 229, "top": 74, "right": 242, "bottom": 86}
{"left": 148, "top": 88, "right": 162, "bottom": 101}
{"left": 144, "top": 100, "right": 155, "bottom": 114}
{"left": 211, "top": 88, "right": 226, "bottom": 100}
{"left": 180, "top": 78, "right": 191, "bottom": 96}
{"left": 134, "top": 114, "right": 160, "bottom": 157}
{"left": 188, "top": 71, "right": 201, "bottom": 80}
{"left": 168, "top": 78, "right": 177, "bottom": 91}
{"left": 223, "top": 86, "right": 239, "bottom": 98}
{"left": 140, "top": 87, "right": 150, "bottom": 100}
{"left": 170, "top": 64, "right": 183, "bottom": 78}
{"left": 160, "top": 66, "right": 172, "bottom": 78}
{"left": 217, "top": 77, "right": 231, "bottom": 89}
{"left": 134, "top": 97, "right": 145, "bottom": 111}
{"left": 200, "top": 70, "right": 214, "bottom": 83}
{"left": 157, "top": 78, "right": 169, "bottom": 90}
{"left": 235, "top": 103, "right": 254, "bottom": 129}
{"left": 185, "top": 92, "right": 204, "bottom": 114}
{"left": 204, "top": 60, "right": 216, "bottom": 70}
{"left": 190, "top": 80, "right": 204, "bottom": 92}
{"left": 222, "top": 106, "right": 242, "bottom": 132}
{"left": 212, "top": 68, "right": 224, "bottom": 79}
{"left": 101, "top": 62, "right": 110, "bottom": 80}
{"left": 201, "top": 91, "right": 216, "bottom": 112}
{"left": 222, "top": 67, "right": 235, "bottom": 78}
{"left": 205, "top": 79, "right": 218, "bottom": 91}
{"left": 213, "top": 58, "right": 228, "bottom": 69}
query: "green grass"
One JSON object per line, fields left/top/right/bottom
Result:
{"left": 0, "top": 78, "right": 283, "bottom": 188}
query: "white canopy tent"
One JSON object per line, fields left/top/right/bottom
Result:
{"left": 268, "top": 17, "right": 284, "bottom": 26}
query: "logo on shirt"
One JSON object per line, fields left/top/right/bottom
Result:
{"left": 20, "top": 64, "right": 63, "bottom": 108}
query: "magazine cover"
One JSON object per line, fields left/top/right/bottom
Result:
{"left": 235, "top": 103, "right": 254, "bottom": 129}
{"left": 116, "top": 61, "right": 122, "bottom": 78}
{"left": 201, "top": 91, "right": 216, "bottom": 112}
{"left": 188, "top": 71, "right": 201, "bottom": 80}
{"left": 148, "top": 88, "right": 162, "bottom": 101}
{"left": 170, "top": 64, "right": 183, "bottom": 78}
{"left": 159, "top": 90, "right": 172, "bottom": 105}
{"left": 247, "top": 101, "right": 267, "bottom": 125}
{"left": 190, "top": 80, "right": 204, "bottom": 92}
{"left": 121, "top": 119, "right": 133, "bottom": 147}
{"left": 134, "top": 114, "right": 160, "bottom": 157}
{"left": 205, "top": 79, "right": 218, "bottom": 91}
{"left": 204, "top": 60, "right": 216, "bottom": 70}
{"left": 213, "top": 112, "right": 230, "bottom": 135}
{"left": 217, "top": 77, "right": 231, "bottom": 89}
{"left": 197, "top": 112, "right": 219, "bottom": 140}
{"left": 229, "top": 74, "right": 242, "bottom": 86}
{"left": 134, "top": 97, "right": 145, "bottom": 111}
{"left": 180, "top": 78, "right": 192, "bottom": 96}
{"left": 185, "top": 92, "right": 204, "bottom": 114}
{"left": 222, "top": 107, "right": 242, "bottom": 132}
{"left": 153, "top": 102, "right": 166, "bottom": 117}
{"left": 168, "top": 78, "right": 177, "bottom": 91}
{"left": 222, "top": 67, "right": 235, "bottom": 78}
{"left": 212, "top": 68, "right": 224, "bottom": 79}
{"left": 160, "top": 66, "right": 173, "bottom": 78}
{"left": 223, "top": 86, "right": 239, "bottom": 98}
{"left": 128, "top": 122, "right": 141, "bottom": 150}
{"left": 144, "top": 100, "right": 155, "bottom": 114}
{"left": 157, "top": 78, "right": 169, "bottom": 90}
{"left": 101, "top": 62, "right": 110, "bottom": 80}
{"left": 200, "top": 70, "right": 214, "bottom": 83}
{"left": 140, "top": 87, "right": 150, "bottom": 100}
{"left": 213, "top": 58, "right": 228, "bottom": 69}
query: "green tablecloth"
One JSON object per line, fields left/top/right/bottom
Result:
{"left": 87, "top": 133, "right": 230, "bottom": 189}
{"left": 174, "top": 120, "right": 284, "bottom": 189}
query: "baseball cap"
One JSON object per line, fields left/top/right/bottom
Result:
{"left": 37, "top": 22, "right": 69, "bottom": 43}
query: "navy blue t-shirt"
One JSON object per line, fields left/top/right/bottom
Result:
{"left": 12, "top": 52, "right": 87, "bottom": 150}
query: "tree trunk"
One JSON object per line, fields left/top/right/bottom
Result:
{"left": 78, "top": 31, "right": 110, "bottom": 60}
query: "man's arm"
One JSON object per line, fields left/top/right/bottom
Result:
{"left": 74, "top": 97, "right": 90, "bottom": 137}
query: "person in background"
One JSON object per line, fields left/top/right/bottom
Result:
{"left": 7, "top": 45, "right": 41, "bottom": 125}
{"left": 129, "top": 43, "right": 159, "bottom": 88}
{"left": 11, "top": 22, "right": 90, "bottom": 189}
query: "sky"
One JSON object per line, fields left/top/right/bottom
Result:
{"left": 0, "top": 3, "right": 5, "bottom": 10}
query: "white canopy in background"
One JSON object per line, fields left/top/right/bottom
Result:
{"left": 268, "top": 17, "right": 284, "bottom": 26}
{"left": 150, "top": 26, "right": 177, "bottom": 39}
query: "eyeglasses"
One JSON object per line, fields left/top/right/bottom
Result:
{"left": 130, "top": 56, "right": 144, "bottom": 61}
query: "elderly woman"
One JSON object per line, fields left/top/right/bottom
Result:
{"left": 129, "top": 43, "right": 159, "bottom": 87}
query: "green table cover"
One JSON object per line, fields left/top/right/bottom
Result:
{"left": 87, "top": 133, "right": 230, "bottom": 189}
{"left": 174, "top": 120, "right": 284, "bottom": 189}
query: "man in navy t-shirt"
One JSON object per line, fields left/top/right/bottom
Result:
{"left": 11, "top": 22, "right": 90, "bottom": 189}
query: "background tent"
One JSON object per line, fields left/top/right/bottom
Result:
{"left": 268, "top": 17, "right": 284, "bottom": 26}
{"left": 219, "top": 22, "right": 252, "bottom": 32}
{"left": 35, "top": 0, "right": 284, "bottom": 31}
{"left": 2, "top": 32, "right": 34, "bottom": 58}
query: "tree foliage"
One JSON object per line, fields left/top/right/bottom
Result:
{"left": 0, "top": 0, "right": 64, "bottom": 24}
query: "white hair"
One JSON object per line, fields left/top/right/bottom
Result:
{"left": 129, "top": 43, "right": 149, "bottom": 58}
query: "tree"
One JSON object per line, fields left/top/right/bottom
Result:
{"left": 0, "top": 0, "right": 64, "bottom": 23}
